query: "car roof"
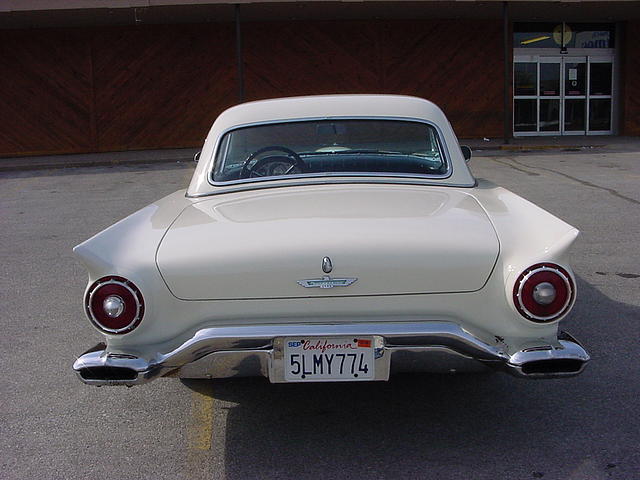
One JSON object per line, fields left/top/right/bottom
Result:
{"left": 212, "top": 95, "right": 448, "bottom": 130}
{"left": 187, "top": 95, "right": 476, "bottom": 196}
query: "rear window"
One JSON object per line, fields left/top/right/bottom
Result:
{"left": 212, "top": 119, "right": 448, "bottom": 183}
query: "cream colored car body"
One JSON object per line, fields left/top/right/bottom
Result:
{"left": 73, "top": 95, "right": 589, "bottom": 385}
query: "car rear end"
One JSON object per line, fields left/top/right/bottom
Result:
{"left": 73, "top": 183, "right": 589, "bottom": 386}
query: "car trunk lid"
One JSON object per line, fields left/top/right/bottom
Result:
{"left": 156, "top": 184, "right": 499, "bottom": 300}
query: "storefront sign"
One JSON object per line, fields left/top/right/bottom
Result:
{"left": 575, "top": 31, "right": 611, "bottom": 49}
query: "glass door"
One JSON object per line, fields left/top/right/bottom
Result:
{"left": 513, "top": 60, "right": 538, "bottom": 133}
{"left": 539, "top": 57, "right": 561, "bottom": 134}
{"left": 563, "top": 57, "right": 587, "bottom": 135}
{"left": 588, "top": 57, "right": 614, "bottom": 134}
{"left": 514, "top": 55, "right": 614, "bottom": 136}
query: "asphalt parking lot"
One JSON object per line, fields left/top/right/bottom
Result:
{"left": 1, "top": 150, "right": 639, "bottom": 480}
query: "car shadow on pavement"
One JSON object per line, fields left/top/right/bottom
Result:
{"left": 182, "top": 276, "right": 640, "bottom": 479}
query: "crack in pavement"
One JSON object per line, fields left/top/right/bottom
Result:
{"left": 486, "top": 157, "right": 540, "bottom": 176}
{"left": 495, "top": 156, "right": 640, "bottom": 206}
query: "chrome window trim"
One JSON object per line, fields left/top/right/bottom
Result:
{"left": 207, "top": 116, "right": 453, "bottom": 188}
{"left": 188, "top": 177, "right": 476, "bottom": 198}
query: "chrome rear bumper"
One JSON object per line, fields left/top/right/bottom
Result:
{"left": 72, "top": 322, "right": 590, "bottom": 386}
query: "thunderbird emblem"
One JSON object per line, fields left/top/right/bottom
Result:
{"left": 298, "top": 257, "right": 356, "bottom": 288}
{"left": 297, "top": 276, "right": 357, "bottom": 289}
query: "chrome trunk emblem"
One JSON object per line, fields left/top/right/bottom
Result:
{"left": 322, "top": 256, "right": 333, "bottom": 273}
{"left": 297, "top": 276, "right": 357, "bottom": 289}
{"left": 298, "top": 256, "right": 356, "bottom": 288}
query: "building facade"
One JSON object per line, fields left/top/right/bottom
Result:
{"left": 1, "top": 0, "right": 638, "bottom": 157}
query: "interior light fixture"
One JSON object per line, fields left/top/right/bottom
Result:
{"left": 521, "top": 36, "right": 551, "bottom": 45}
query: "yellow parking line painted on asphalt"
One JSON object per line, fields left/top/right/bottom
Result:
{"left": 189, "top": 387, "right": 215, "bottom": 451}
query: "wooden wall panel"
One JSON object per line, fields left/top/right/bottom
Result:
{"left": 243, "top": 19, "right": 504, "bottom": 138}
{"left": 0, "top": 30, "right": 94, "bottom": 156}
{"left": 381, "top": 20, "right": 504, "bottom": 138}
{"left": 622, "top": 20, "right": 640, "bottom": 135}
{"left": 92, "top": 24, "right": 236, "bottom": 151}
{"left": 1, "top": 18, "right": 505, "bottom": 157}
{"left": 243, "top": 21, "right": 382, "bottom": 100}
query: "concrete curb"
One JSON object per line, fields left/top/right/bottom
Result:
{"left": 0, "top": 156, "right": 194, "bottom": 172}
{"left": 497, "top": 144, "right": 605, "bottom": 151}
{"left": 0, "top": 148, "right": 198, "bottom": 173}
{"left": 1, "top": 142, "right": 638, "bottom": 172}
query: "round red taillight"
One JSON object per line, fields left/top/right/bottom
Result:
{"left": 513, "top": 263, "right": 574, "bottom": 323}
{"left": 85, "top": 276, "right": 144, "bottom": 334}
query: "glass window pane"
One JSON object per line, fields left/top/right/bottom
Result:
{"left": 540, "top": 99, "right": 560, "bottom": 132}
{"left": 590, "top": 63, "right": 612, "bottom": 96}
{"left": 589, "top": 99, "right": 611, "bottom": 131}
{"left": 515, "top": 63, "right": 537, "bottom": 96}
{"left": 540, "top": 63, "right": 560, "bottom": 96}
{"left": 565, "top": 63, "right": 586, "bottom": 96}
{"left": 212, "top": 119, "right": 448, "bottom": 183}
{"left": 572, "top": 23, "right": 615, "bottom": 48}
{"left": 514, "top": 99, "right": 537, "bottom": 132}
{"left": 564, "top": 99, "right": 586, "bottom": 131}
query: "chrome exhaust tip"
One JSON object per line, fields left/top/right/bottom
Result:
{"left": 506, "top": 331, "right": 590, "bottom": 379}
{"left": 77, "top": 366, "right": 139, "bottom": 383}
{"left": 520, "top": 358, "right": 586, "bottom": 376}
{"left": 73, "top": 343, "right": 157, "bottom": 386}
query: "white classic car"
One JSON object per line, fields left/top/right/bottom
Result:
{"left": 73, "top": 95, "right": 589, "bottom": 386}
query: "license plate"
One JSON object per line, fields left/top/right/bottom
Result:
{"left": 283, "top": 336, "right": 375, "bottom": 382}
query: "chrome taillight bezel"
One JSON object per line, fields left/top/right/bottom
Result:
{"left": 85, "top": 276, "right": 145, "bottom": 334}
{"left": 513, "top": 263, "right": 574, "bottom": 323}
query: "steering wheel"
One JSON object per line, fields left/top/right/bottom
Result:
{"left": 240, "top": 146, "right": 307, "bottom": 179}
